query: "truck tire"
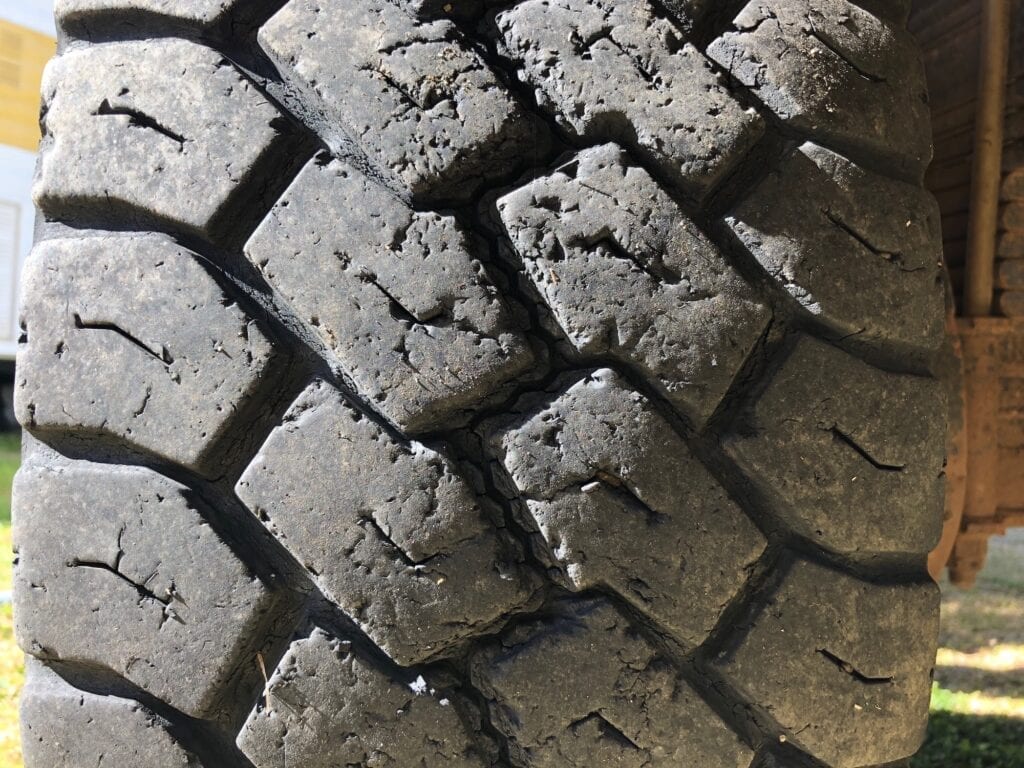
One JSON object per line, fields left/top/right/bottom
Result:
{"left": 15, "top": 1, "right": 947, "bottom": 767}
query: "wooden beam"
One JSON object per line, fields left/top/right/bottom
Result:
{"left": 964, "top": 0, "right": 1012, "bottom": 316}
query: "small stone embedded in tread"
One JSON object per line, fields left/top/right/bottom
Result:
{"left": 259, "top": 0, "right": 544, "bottom": 202}
{"left": 471, "top": 598, "right": 755, "bottom": 768}
{"left": 386, "top": 0, "right": 484, "bottom": 20}
{"left": 488, "top": 368, "right": 766, "bottom": 649}
{"left": 712, "top": 559, "right": 939, "bottom": 767}
{"left": 16, "top": 234, "right": 281, "bottom": 473}
{"left": 727, "top": 142, "right": 945, "bottom": 353}
{"left": 239, "top": 628, "right": 493, "bottom": 768}
{"left": 724, "top": 336, "right": 945, "bottom": 555}
{"left": 707, "top": 0, "right": 932, "bottom": 177}
{"left": 235, "top": 381, "right": 543, "bottom": 666}
{"left": 21, "top": 660, "right": 204, "bottom": 768}
{"left": 245, "top": 157, "right": 535, "bottom": 434}
{"left": 497, "top": 143, "right": 771, "bottom": 427}
{"left": 496, "top": 0, "right": 764, "bottom": 197}
{"left": 35, "top": 39, "right": 289, "bottom": 239}
{"left": 14, "top": 459, "right": 294, "bottom": 721}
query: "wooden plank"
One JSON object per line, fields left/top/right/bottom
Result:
{"left": 996, "top": 260, "right": 1024, "bottom": 289}
{"left": 942, "top": 209, "right": 970, "bottom": 242}
{"left": 947, "top": 245, "right": 968, "bottom": 275}
{"left": 932, "top": 185, "right": 970, "bottom": 215}
{"left": 1000, "top": 200, "right": 1024, "bottom": 229}
{"left": 999, "top": 230, "right": 1024, "bottom": 257}
{"left": 959, "top": 318, "right": 1005, "bottom": 525}
{"left": 1002, "top": 166, "right": 1024, "bottom": 198}
{"left": 997, "top": 420, "right": 1024, "bottom": 446}
{"left": 910, "top": 0, "right": 981, "bottom": 48}
{"left": 999, "top": 374, "right": 1024, "bottom": 408}
{"left": 926, "top": 160, "right": 972, "bottom": 195}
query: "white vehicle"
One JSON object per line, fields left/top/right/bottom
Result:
{"left": 0, "top": 3, "right": 55, "bottom": 425}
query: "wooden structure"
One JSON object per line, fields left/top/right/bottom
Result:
{"left": 913, "top": 0, "right": 1024, "bottom": 586}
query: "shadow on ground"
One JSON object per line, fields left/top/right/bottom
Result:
{"left": 913, "top": 711, "right": 1024, "bottom": 767}
{"left": 911, "top": 528, "right": 1024, "bottom": 768}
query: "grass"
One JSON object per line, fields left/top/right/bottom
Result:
{"left": 0, "top": 434, "right": 1017, "bottom": 767}
{"left": 0, "top": 606, "right": 19, "bottom": 768}
{"left": 915, "top": 710, "right": 1024, "bottom": 768}
{"left": 911, "top": 528, "right": 1024, "bottom": 768}
{"left": 0, "top": 433, "right": 17, "bottom": 596}
{"left": 0, "top": 434, "right": 20, "bottom": 768}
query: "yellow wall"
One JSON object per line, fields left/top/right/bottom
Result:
{"left": 0, "top": 19, "right": 55, "bottom": 152}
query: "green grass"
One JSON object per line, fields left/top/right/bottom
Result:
{"left": 913, "top": 688, "right": 1024, "bottom": 768}
{"left": 911, "top": 528, "right": 1024, "bottom": 768}
{"left": 0, "top": 605, "right": 20, "bottom": 768}
{"left": 0, "top": 434, "right": 19, "bottom": 767}
{"left": 0, "top": 433, "right": 17, "bottom": 597}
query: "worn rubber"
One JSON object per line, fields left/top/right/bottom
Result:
{"left": 15, "top": 1, "right": 946, "bottom": 766}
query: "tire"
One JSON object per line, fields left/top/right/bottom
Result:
{"left": 15, "top": 1, "right": 947, "bottom": 767}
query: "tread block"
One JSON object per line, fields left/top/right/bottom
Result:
{"left": 13, "top": 460, "right": 291, "bottom": 721}
{"left": 239, "top": 629, "right": 491, "bottom": 768}
{"left": 707, "top": 0, "right": 931, "bottom": 176}
{"left": 724, "top": 336, "right": 945, "bottom": 555}
{"left": 497, "top": 144, "right": 771, "bottom": 427}
{"left": 496, "top": 0, "right": 764, "bottom": 197}
{"left": 35, "top": 39, "right": 288, "bottom": 238}
{"left": 471, "top": 599, "right": 754, "bottom": 768}
{"left": 260, "top": 0, "right": 541, "bottom": 202}
{"left": 727, "top": 143, "right": 945, "bottom": 353}
{"left": 235, "top": 382, "right": 542, "bottom": 665}
{"left": 55, "top": 0, "right": 236, "bottom": 27}
{"left": 489, "top": 368, "right": 766, "bottom": 648}
{"left": 712, "top": 559, "right": 939, "bottom": 767}
{"left": 246, "top": 158, "right": 534, "bottom": 434}
{"left": 21, "top": 660, "right": 202, "bottom": 768}
{"left": 17, "top": 235, "right": 280, "bottom": 473}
